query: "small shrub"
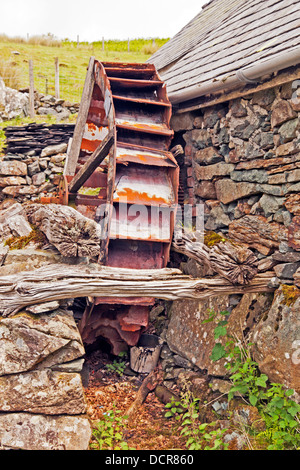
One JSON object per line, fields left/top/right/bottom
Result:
{"left": 27, "top": 33, "right": 62, "bottom": 47}
{"left": 165, "top": 387, "right": 229, "bottom": 450}
{"left": 206, "top": 310, "right": 300, "bottom": 450}
{"left": 141, "top": 43, "right": 160, "bottom": 55}
{"left": 91, "top": 407, "right": 134, "bottom": 450}
{"left": 105, "top": 351, "right": 127, "bottom": 377}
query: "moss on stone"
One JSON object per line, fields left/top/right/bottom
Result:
{"left": 204, "top": 231, "right": 227, "bottom": 247}
{"left": 10, "top": 310, "right": 38, "bottom": 321}
{"left": 4, "top": 225, "right": 46, "bottom": 250}
{"left": 78, "top": 187, "right": 103, "bottom": 196}
{"left": 281, "top": 284, "right": 300, "bottom": 306}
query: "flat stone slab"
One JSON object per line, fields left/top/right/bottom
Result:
{"left": 0, "top": 413, "right": 91, "bottom": 450}
{"left": 0, "top": 369, "right": 87, "bottom": 415}
{"left": 0, "top": 309, "right": 85, "bottom": 376}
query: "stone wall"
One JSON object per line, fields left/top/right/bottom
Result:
{"left": 0, "top": 143, "right": 68, "bottom": 204}
{"left": 32, "top": 91, "right": 79, "bottom": 120}
{"left": 173, "top": 80, "right": 300, "bottom": 285}
{"left": 0, "top": 204, "right": 91, "bottom": 450}
{"left": 165, "top": 79, "right": 300, "bottom": 396}
{"left": 0, "top": 308, "right": 91, "bottom": 450}
{"left": 0, "top": 79, "right": 79, "bottom": 122}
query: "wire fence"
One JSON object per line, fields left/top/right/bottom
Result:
{"left": 0, "top": 38, "right": 168, "bottom": 104}
{"left": 0, "top": 38, "right": 166, "bottom": 103}
{"left": 0, "top": 36, "right": 169, "bottom": 110}
{"left": 1, "top": 71, "right": 85, "bottom": 104}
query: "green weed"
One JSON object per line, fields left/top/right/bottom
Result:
{"left": 205, "top": 310, "right": 300, "bottom": 450}
{"left": 165, "top": 387, "right": 229, "bottom": 451}
{"left": 91, "top": 407, "right": 134, "bottom": 450}
{"left": 105, "top": 352, "right": 127, "bottom": 377}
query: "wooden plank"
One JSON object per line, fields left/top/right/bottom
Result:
{"left": 68, "top": 130, "right": 114, "bottom": 193}
{"left": 0, "top": 264, "right": 275, "bottom": 317}
{"left": 28, "top": 60, "right": 35, "bottom": 119}
{"left": 64, "top": 56, "right": 95, "bottom": 176}
{"left": 99, "top": 126, "right": 117, "bottom": 264}
{"left": 176, "top": 65, "right": 300, "bottom": 113}
{"left": 55, "top": 57, "right": 60, "bottom": 99}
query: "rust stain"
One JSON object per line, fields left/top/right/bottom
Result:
{"left": 118, "top": 153, "right": 148, "bottom": 163}
{"left": 87, "top": 122, "right": 97, "bottom": 135}
{"left": 117, "top": 120, "right": 167, "bottom": 131}
{"left": 114, "top": 186, "right": 171, "bottom": 205}
{"left": 81, "top": 138, "right": 103, "bottom": 153}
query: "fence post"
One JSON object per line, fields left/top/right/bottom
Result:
{"left": 102, "top": 37, "right": 105, "bottom": 51}
{"left": 55, "top": 57, "right": 60, "bottom": 99}
{"left": 77, "top": 35, "right": 79, "bottom": 47}
{"left": 28, "top": 60, "right": 35, "bottom": 119}
{"left": 128, "top": 38, "right": 130, "bottom": 52}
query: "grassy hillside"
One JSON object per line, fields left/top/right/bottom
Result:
{"left": 0, "top": 37, "right": 168, "bottom": 104}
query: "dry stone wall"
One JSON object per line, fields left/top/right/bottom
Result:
{"left": 0, "top": 299, "right": 91, "bottom": 450}
{"left": 0, "top": 143, "right": 68, "bottom": 204}
{"left": 0, "top": 80, "right": 79, "bottom": 122}
{"left": 165, "top": 79, "right": 300, "bottom": 396}
{"left": 0, "top": 205, "right": 92, "bottom": 450}
{"left": 177, "top": 81, "right": 300, "bottom": 284}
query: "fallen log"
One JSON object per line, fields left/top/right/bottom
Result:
{"left": 0, "top": 264, "right": 275, "bottom": 317}
{"left": 172, "top": 231, "right": 258, "bottom": 285}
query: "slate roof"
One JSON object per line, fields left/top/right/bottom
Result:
{"left": 148, "top": 0, "right": 300, "bottom": 103}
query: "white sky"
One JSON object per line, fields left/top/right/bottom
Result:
{"left": 1, "top": 1, "right": 207, "bottom": 42}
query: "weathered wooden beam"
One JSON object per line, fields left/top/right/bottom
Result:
{"left": 0, "top": 264, "right": 275, "bottom": 317}
{"left": 172, "top": 231, "right": 258, "bottom": 285}
{"left": 68, "top": 130, "right": 114, "bottom": 194}
{"left": 25, "top": 203, "right": 102, "bottom": 258}
{"left": 64, "top": 57, "right": 95, "bottom": 176}
{"left": 126, "top": 369, "right": 162, "bottom": 419}
{"left": 98, "top": 126, "right": 117, "bottom": 265}
{"left": 176, "top": 65, "right": 300, "bottom": 114}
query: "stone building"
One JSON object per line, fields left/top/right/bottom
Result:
{"left": 148, "top": 0, "right": 300, "bottom": 395}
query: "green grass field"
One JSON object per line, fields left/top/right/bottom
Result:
{"left": 0, "top": 36, "right": 169, "bottom": 155}
{"left": 0, "top": 37, "right": 168, "bottom": 103}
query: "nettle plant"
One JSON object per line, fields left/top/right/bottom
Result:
{"left": 165, "top": 387, "right": 229, "bottom": 450}
{"left": 91, "top": 406, "right": 134, "bottom": 451}
{"left": 204, "top": 309, "right": 300, "bottom": 450}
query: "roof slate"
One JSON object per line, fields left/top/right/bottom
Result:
{"left": 148, "top": 0, "right": 300, "bottom": 101}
